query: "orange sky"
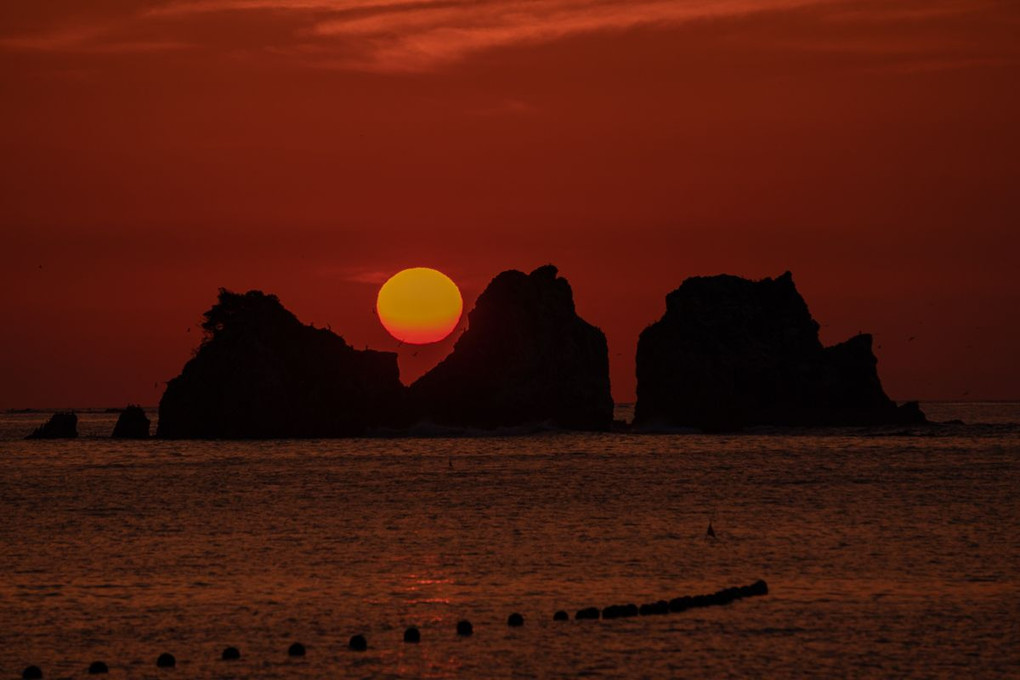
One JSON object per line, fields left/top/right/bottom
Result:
{"left": 2, "top": 0, "right": 1018, "bottom": 409}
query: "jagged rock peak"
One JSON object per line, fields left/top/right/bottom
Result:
{"left": 157, "top": 289, "right": 408, "bottom": 438}
{"left": 411, "top": 265, "right": 613, "bottom": 430}
{"left": 635, "top": 272, "right": 924, "bottom": 430}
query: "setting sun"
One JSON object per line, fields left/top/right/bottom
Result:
{"left": 376, "top": 268, "right": 463, "bottom": 344}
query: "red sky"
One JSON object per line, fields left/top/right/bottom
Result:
{"left": 2, "top": 0, "right": 1018, "bottom": 409}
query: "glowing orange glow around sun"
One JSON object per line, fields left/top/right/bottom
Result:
{"left": 376, "top": 268, "right": 463, "bottom": 344}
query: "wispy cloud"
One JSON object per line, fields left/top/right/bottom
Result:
{"left": 0, "top": 0, "right": 812, "bottom": 66}
{"left": 1, "top": 0, "right": 1014, "bottom": 72}
{"left": 0, "top": 20, "right": 188, "bottom": 54}
{"left": 144, "top": 0, "right": 434, "bottom": 16}
{"left": 310, "top": 0, "right": 818, "bottom": 71}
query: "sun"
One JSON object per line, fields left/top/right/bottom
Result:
{"left": 376, "top": 268, "right": 463, "bottom": 344}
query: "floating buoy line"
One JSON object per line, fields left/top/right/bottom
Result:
{"left": 18, "top": 580, "right": 768, "bottom": 678}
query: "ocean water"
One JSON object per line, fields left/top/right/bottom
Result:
{"left": 0, "top": 404, "right": 1017, "bottom": 678}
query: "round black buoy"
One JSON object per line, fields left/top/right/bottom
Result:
{"left": 670, "top": 596, "right": 691, "bottom": 612}
{"left": 155, "top": 653, "right": 176, "bottom": 669}
{"left": 553, "top": 610, "right": 569, "bottom": 621}
{"left": 348, "top": 634, "right": 367, "bottom": 651}
{"left": 221, "top": 647, "right": 241, "bottom": 661}
{"left": 507, "top": 613, "right": 524, "bottom": 627}
{"left": 288, "top": 642, "right": 306, "bottom": 657}
{"left": 575, "top": 607, "right": 600, "bottom": 620}
{"left": 22, "top": 666, "right": 42, "bottom": 680}
{"left": 404, "top": 627, "right": 421, "bottom": 643}
{"left": 87, "top": 661, "right": 109, "bottom": 674}
{"left": 456, "top": 620, "right": 473, "bottom": 636}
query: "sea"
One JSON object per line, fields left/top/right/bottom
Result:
{"left": 0, "top": 403, "right": 1017, "bottom": 679}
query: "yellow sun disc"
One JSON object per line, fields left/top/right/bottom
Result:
{"left": 376, "top": 268, "right": 463, "bottom": 344}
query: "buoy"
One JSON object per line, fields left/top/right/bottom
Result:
{"left": 639, "top": 600, "right": 669, "bottom": 616}
{"left": 221, "top": 647, "right": 241, "bottom": 661}
{"left": 669, "top": 596, "right": 692, "bottom": 612}
{"left": 22, "top": 666, "right": 43, "bottom": 680}
{"left": 507, "top": 612, "right": 524, "bottom": 627}
{"left": 288, "top": 642, "right": 306, "bottom": 657}
{"left": 553, "top": 610, "right": 569, "bottom": 621}
{"left": 456, "top": 620, "right": 473, "bottom": 636}
{"left": 404, "top": 626, "right": 421, "bottom": 643}
{"left": 87, "top": 661, "right": 109, "bottom": 674}
{"left": 156, "top": 653, "right": 176, "bottom": 668}
{"left": 575, "top": 607, "right": 600, "bottom": 620}
{"left": 349, "top": 634, "right": 367, "bottom": 651}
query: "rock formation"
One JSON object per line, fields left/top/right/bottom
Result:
{"left": 634, "top": 272, "right": 925, "bottom": 430}
{"left": 157, "top": 289, "right": 408, "bottom": 438}
{"left": 411, "top": 265, "right": 613, "bottom": 430}
{"left": 112, "top": 405, "right": 150, "bottom": 438}
{"left": 26, "top": 411, "right": 78, "bottom": 439}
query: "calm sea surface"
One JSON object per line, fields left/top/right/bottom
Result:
{"left": 1, "top": 404, "right": 1017, "bottom": 678}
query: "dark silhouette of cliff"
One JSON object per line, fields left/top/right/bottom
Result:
{"left": 634, "top": 272, "right": 925, "bottom": 430}
{"left": 158, "top": 289, "right": 408, "bottom": 438}
{"left": 112, "top": 405, "right": 150, "bottom": 438}
{"left": 410, "top": 265, "right": 613, "bottom": 430}
{"left": 26, "top": 411, "right": 78, "bottom": 439}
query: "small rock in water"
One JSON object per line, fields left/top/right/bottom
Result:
{"left": 456, "top": 620, "right": 474, "bottom": 636}
{"left": 575, "top": 607, "right": 600, "bottom": 620}
{"left": 288, "top": 642, "right": 306, "bottom": 657}
{"left": 156, "top": 653, "right": 176, "bottom": 668}
{"left": 26, "top": 412, "right": 77, "bottom": 439}
{"left": 507, "top": 613, "right": 524, "bottom": 627}
{"left": 112, "top": 405, "right": 150, "bottom": 438}
{"left": 221, "top": 647, "right": 241, "bottom": 661}
{"left": 404, "top": 627, "right": 421, "bottom": 643}
{"left": 348, "top": 634, "right": 367, "bottom": 651}
{"left": 87, "top": 661, "right": 109, "bottom": 674}
{"left": 22, "top": 666, "right": 43, "bottom": 680}
{"left": 553, "top": 610, "right": 569, "bottom": 621}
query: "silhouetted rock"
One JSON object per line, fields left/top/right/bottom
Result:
{"left": 158, "top": 289, "right": 408, "bottom": 438}
{"left": 553, "top": 610, "right": 569, "bottom": 621}
{"left": 507, "top": 612, "right": 524, "bottom": 627}
{"left": 411, "top": 266, "right": 613, "bottom": 430}
{"left": 403, "top": 627, "right": 421, "bottom": 643}
{"left": 26, "top": 412, "right": 77, "bottom": 439}
{"left": 635, "top": 272, "right": 926, "bottom": 430}
{"left": 87, "top": 661, "right": 109, "bottom": 675}
{"left": 456, "top": 620, "right": 473, "bottom": 636}
{"left": 221, "top": 647, "right": 240, "bottom": 661}
{"left": 575, "top": 607, "right": 600, "bottom": 620}
{"left": 22, "top": 666, "right": 42, "bottom": 680}
{"left": 348, "top": 634, "right": 367, "bottom": 651}
{"left": 155, "top": 653, "right": 175, "bottom": 668}
{"left": 288, "top": 642, "right": 306, "bottom": 657}
{"left": 112, "top": 405, "right": 150, "bottom": 438}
